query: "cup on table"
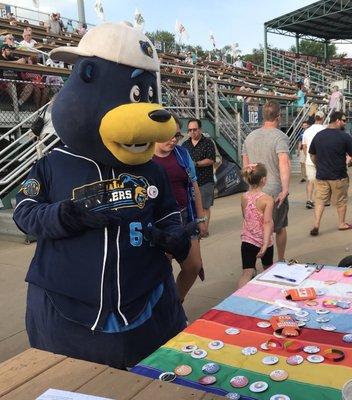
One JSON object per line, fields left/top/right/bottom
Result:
{"left": 342, "top": 380, "right": 352, "bottom": 400}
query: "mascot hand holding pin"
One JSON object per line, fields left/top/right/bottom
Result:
{"left": 14, "top": 22, "right": 193, "bottom": 369}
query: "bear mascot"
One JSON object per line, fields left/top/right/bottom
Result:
{"left": 13, "top": 22, "right": 192, "bottom": 369}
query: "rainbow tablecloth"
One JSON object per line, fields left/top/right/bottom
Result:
{"left": 133, "top": 265, "right": 352, "bottom": 400}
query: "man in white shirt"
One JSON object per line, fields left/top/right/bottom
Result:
{"left": 302, "top": 111, "right": 325, "bottom": 209}
{"left": 19, "top": 30, "right": 37, "bottom": 49}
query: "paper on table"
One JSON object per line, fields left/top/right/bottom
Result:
{"left": 36, "top": 389, "right": 114, "bottom": 400}
{"left": 256, "top": 262, "right": 315, "bottom": 286}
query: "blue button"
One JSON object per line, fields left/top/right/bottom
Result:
{"left": 202, "top": 362, "right": 220, "bottom": 374}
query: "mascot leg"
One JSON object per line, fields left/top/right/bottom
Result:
{"left": 26, "top": 277, "right": 186, "bottom": 369}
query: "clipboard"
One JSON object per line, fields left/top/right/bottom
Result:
{"left": 256, "top": 262, "right": 316, "bottom": 286}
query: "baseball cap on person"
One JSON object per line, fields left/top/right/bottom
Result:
{"left": 1, "top": 44, "right": 12, "bottom": 51}
{"left": 315, "top": 111, "right": 325, "bottom": 119}
{"left": 50, "top": 21, "right": 160, "bottom": 72}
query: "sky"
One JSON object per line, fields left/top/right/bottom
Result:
{"left": 8, "top": 0, "right": 352, "bottom": 56}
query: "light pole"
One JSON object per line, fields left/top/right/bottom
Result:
{"left": 77, "top": 0, "right": 86, "bottom": 23}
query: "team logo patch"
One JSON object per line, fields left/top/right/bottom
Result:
{"left": 139, "top": 40, "right": 153, "bottom": 58}
{"left": 147, "top": 185, "right": 158, "bottom": 199}
{"left": 21, "top": 179, "right": 40, "bottom": 197}
{"left": 72, "top": 173, "right": 150, "bottom": 211}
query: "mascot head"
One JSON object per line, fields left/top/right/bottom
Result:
{"left": 50, "top": 22, "right": 176, "bottom": 166}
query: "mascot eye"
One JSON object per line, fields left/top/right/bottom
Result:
{"left": 130, "top": 85, "right": 141, "bottom": 102}
{"left": 148, "top": 86, "right": 154, "bottom": 102}
{"left": 79, "top": 60, "right": 95, "bottom": 83}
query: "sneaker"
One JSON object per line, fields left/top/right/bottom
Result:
{"left": 310, "top": 227, "right": 319, "bottom": 236}
{"left": 300, "top": 178, "right": 306, "bottom": 183}
{"left": 306, "top": 201, "right": 314, "bottom": 209}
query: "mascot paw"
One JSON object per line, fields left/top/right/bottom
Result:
{"left": 144, "top": 222, "right": 195, "bottom": 263}
{"left": 60, "top": 200, "right": 121, "bottom": 233}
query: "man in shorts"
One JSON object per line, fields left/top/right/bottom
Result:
{"left": 242, "top": 101, "right": 291, "bottom": 261}
{"left": 302, "top": 111, "right": 325, "bottom": 209}
{"left": 309, "top": 111, "right": 352, "bottom": 235}
{"left": 182, "top": 118, "right": 216, "bottom": 236}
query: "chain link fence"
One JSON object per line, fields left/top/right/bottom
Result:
{"left": 0, "top": 77, "right": 63, "bottom": 132}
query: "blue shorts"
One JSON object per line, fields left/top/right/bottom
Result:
{"left": 26, "top": 276, "right": 186, "bottom": 369}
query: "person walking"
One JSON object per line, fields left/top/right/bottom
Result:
{"left": 153, "top": 117, "right": 207, "bottom": 302}
{"left": 309, "top": 111, "right": 352, "bottom": 235}
{"left": 242, "top": 100, "right": 290, "bottom": 261}
{"left": 182, "top": 118, "right": 216, "bottom": 236}
{"left": 238, "top": 163, "right": 274, "bottom": 288}
{"left": 302, "top": 111, "right": 325, "bottom": 209}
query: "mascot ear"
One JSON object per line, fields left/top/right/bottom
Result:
{"left": 78, "top": 60, "right": 96, "bottom": 83}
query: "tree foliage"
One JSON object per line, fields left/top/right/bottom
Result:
{"left": 146, "top": 30, "right": 175, "bottom": 52}
{"left": 289, "top": 39, "right": 346, "bottom": 59}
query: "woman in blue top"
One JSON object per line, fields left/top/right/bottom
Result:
{"left": 153, "top": 116, "right": 206, "bottom": 302}
{"left": 295, "top": 82, "right": 306, "bottom": 108}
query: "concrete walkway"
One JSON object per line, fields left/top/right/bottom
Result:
{"left": 1, "top": 174, "right": 352, "bottom": 362}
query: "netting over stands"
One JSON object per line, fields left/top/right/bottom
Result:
{"left": 0, "top": 78, "right": 62, "bottom": 130}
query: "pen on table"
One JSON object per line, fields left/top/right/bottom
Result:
{"left": 273, "top": 274, "right": 296, "bottom": 283}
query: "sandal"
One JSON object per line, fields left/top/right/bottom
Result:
{"left": 310, "top": 227, "right": 319, "bottom": 236}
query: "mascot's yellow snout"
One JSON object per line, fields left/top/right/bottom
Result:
{"left": 99, "top": 103, "right": 176, "bottom": 165}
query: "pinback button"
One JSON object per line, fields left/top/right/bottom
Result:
{"left": 316, "top": 288, "right": 326, "bottom": 296}
{"left": 286, "top": 355, "right": 304, "bottom": 365}
{"left": 307, "top": 355, "right": 325, "bottom": 363}
{"left": 262, "top": 356, "right": 279, "bottom": 365}
{"left": 295, "top": 310, "right": 309, "bottom": 318}
{"left": 343, "top": 334, "right": 352, "bottom": 343}
{"left": 297, "top": 320, "right": 306, "bottom": 327}
{"left": 305, "top": 300, "right": 319, "bottom": 306}
{"left": 191, "top": 349, "right": 207, "bottom": 359}
{"left": 226, "top": 393, "right": 241, "bottom": 400}
{"left": 226, "top": 327, "right": 240, "bottom": 335}
{"left": 296, "top": 316, "right": 310, "bottom": 322}
{"left": 202, "top": 362, "right": 220, "bottom": 374}
{"left": 249, "top": 381, "right": 268, "bottom": 393}
{"left": 257, "top": 321, "right": 271, "bottom": 328}
{"left": 337, "top": 300, "right": 351, "bottom": 309}
{"left": 182, "top": 344, "right": 197, "bottom": 353}
{"left": 269, "top": 369, "right": 289, "bottom": 382}
{"left": 208, "top": 340, "right": 224, "bottom": 350}
{"left": 159, "top": 372, "right": 176, "bottom": 382}
{"left": 321, "top": 324, "right": 336, "bottom": 331}
{"left": 343, "top": 269, "right": 352, "bottom": 277}
{"left": 270, "top": 395, "right": 291, "bottom": 400}
{"left": 316, "top": 308, "right": 330, "bottom": 315}
{"left": 198, "top": 375, "right": 216, "bottom": 385}
{"left": 230, "top": 375, "right": 249, "bottom": 388}
{"left": 241, "top": 346, "right": 257, "bottom": 356}
{"left": 174, "top": 365, "right": 192, "bottom": 376}
{"left": 303, "top": 345, "right": 320, "bottom": 354}
{"left": 316, "top": 316, "right": 330, "bottom": 323}
{"left": 323, "top": 299, "right": 338, "bottom": 308}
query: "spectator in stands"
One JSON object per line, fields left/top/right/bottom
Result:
{"left": 0, "top": 44, "right": 25, "bottom": 63}
{"left": 45, "top": 12, "right": 62, "bottom": 35}
{"left": 242, "top": 100, "right": 291, "bottom": 261}
{"left": 39, "top": 21, "right": 45, "bottom": 27}
{"left": 246, "top": 60, "right": 254, "bottom": 71}
{"left": 185, "top": 52, "right": 193, "bottom": 64}
{"left": 56, "top": 13, "right": 65, "bottom": 33}
{"left": 302, "top": 111, "right": 325, "bottom": 209}
{"left": 9, "top": 17, "right": 17, "bottom": 26}
{"left": 329, "top": 86, "right": 343, "bottom": 112}
{"left": 309, "top": 111, "right": 352, "bottom": 236}
{"left": 183, "top": 118, "right": 216, "bottom": 236}
{"left": 3, "top": 34, "right": 16, "bottom": 49}
{"left": 153, "top": 116, "right": 206, "bottom": 301}
{"left": 233, "top": 57, "right": 244, "bottom": 69}
{"left": 77, "top": 22, "right": 87, "bottom": 36}
{"left": 19, "top": 29, "right": 37, "bottom": 49}
{"left": 66, "top": 19, "right": 74, "bottom": 34}
{"left": 303, "top": 74, "right": 311, "bottom": 91}
{"left": 295, "top": 82, "right": 305, "bottom": 109}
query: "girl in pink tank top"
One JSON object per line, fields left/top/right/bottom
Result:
{"left": 238, "top": 163, "right": 274, "bottom": 288}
